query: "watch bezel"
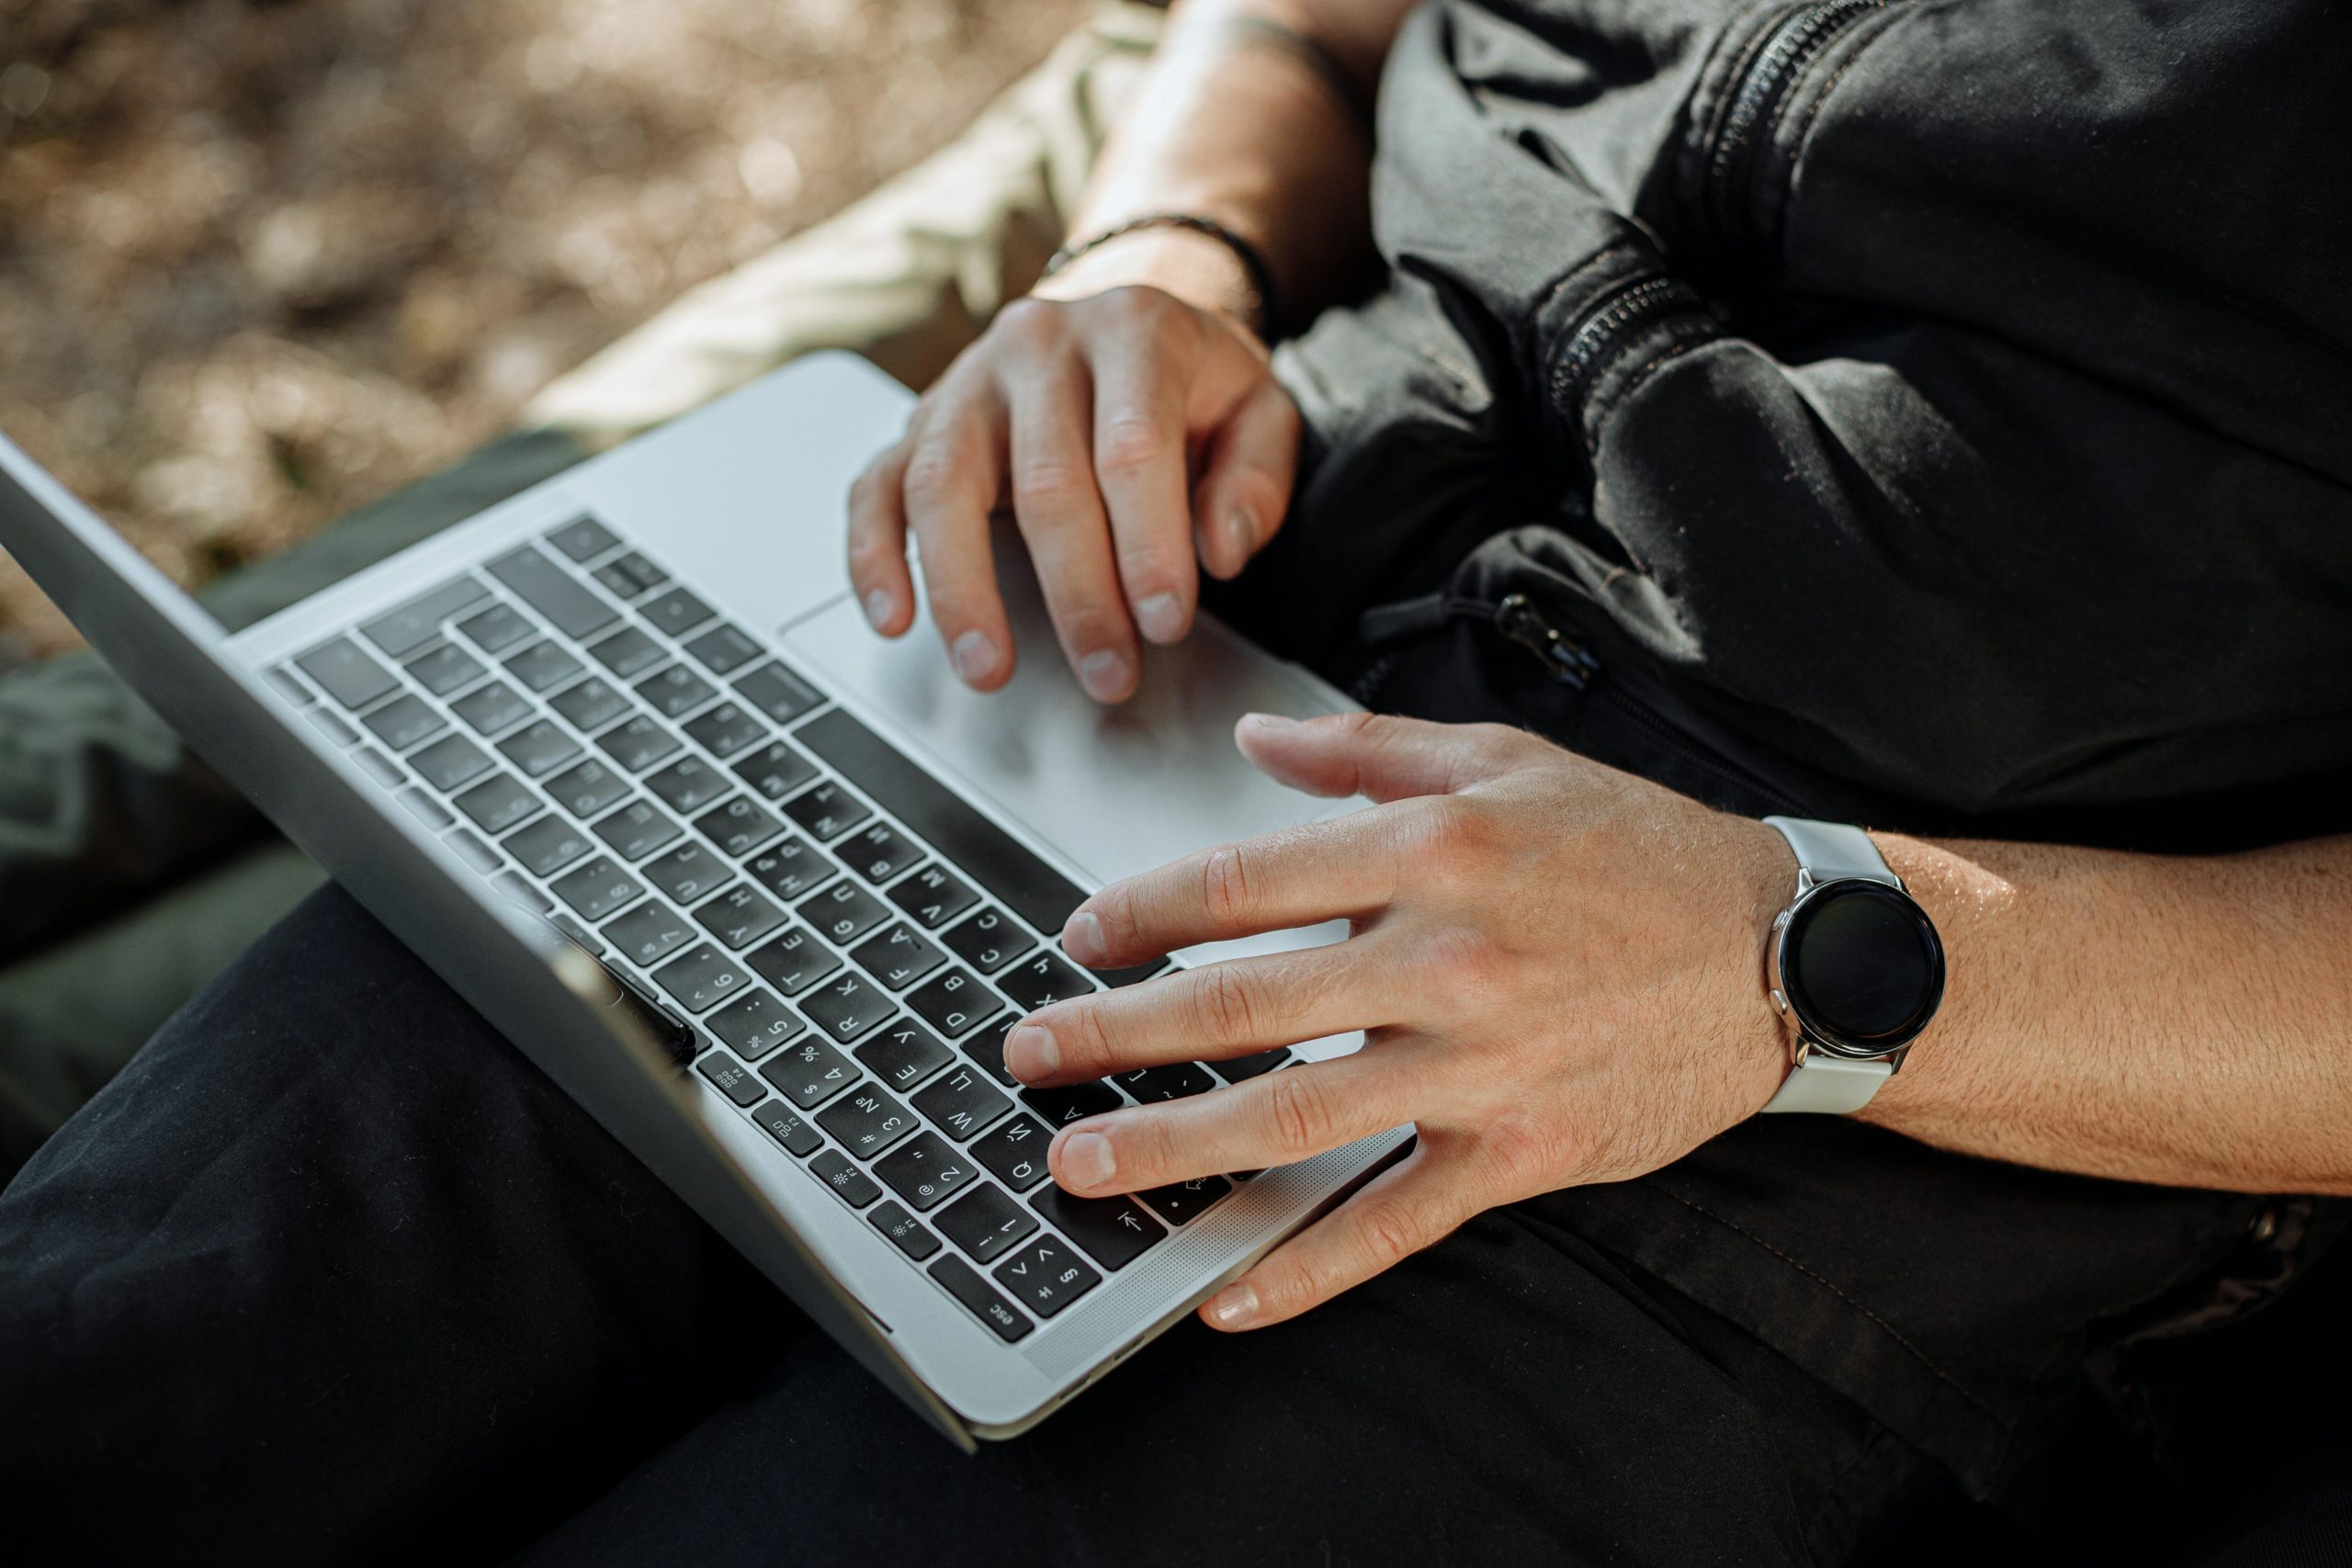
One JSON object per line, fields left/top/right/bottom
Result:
{"left": 1770, "top": 877, "right": 1945, "bottom": 1059}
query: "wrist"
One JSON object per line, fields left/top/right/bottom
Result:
{"left": 1032, "top": 227, "right": 1271, "bottom": 351}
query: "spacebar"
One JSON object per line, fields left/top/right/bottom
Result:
{"left": 797, "top": 707, "right": 1088, "bottom": 936}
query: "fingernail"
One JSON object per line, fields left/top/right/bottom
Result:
{"left": 951, "top": 630, "right": 999, "bottom": 684}
{"left": 1134, "top": 592, "right": 1183, "bottom": 644}
{"left": 1206, "top": 1283, "right": 1260, "bottom": 1330}
{"left": 1241, "top": 711, "right": 1295, "bottom": 731}
{"left": 863, "top": 590, "right": 894, "bottom": 631}
{"left": 1004, "top": 1023, "right": 1059, "bottom": 1082}
{"left": 1223, "top": 506, "right": 1256, "bottom": 561}
{"left": 1062, "top": 909, "right": 1105, "bottom": 964}
{"left": 1059, "top": 1131, "right": 1115, "bottom": 1190}
{"left": 1078, "top": 649, "right": 1131, "bottom": 703}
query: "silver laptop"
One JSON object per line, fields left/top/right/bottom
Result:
{"left": 0, "top": 351, "right": 1409, "bottom": 1448}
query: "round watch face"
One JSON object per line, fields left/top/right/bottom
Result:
{"left": 1779, "top": 880, "right": 1945, "bottom": 1056}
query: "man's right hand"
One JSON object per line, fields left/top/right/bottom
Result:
{"left": 844, "top": 258, "right": 1302, "bottom": 705}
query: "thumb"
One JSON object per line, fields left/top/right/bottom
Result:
{"left": 1192, "top": 377, "right": 1299, "bottom": 581}
{"left": 1235, "top": 712, "right": 1529, "bottom": 803}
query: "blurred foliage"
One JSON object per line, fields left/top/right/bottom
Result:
{"left": 0, "top": 0, "right": 1081, "bottom": 663}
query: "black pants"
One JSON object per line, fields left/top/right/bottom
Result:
{"left": 0, "top": 655, "right": 2296, "bottom": 1566}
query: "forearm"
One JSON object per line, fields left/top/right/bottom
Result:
{"left": 1862, "top": 831, "right": 2352, "bottom": 1195}
{"left": 1036, "top": 0, "right": 1410, "bottom": 329}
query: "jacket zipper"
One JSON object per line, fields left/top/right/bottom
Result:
{"left": 1703, "top": 0, "right": 1889, "bottom": 254}
{"left": 1548, "top": 275, "right": 1713, "bottom": 423}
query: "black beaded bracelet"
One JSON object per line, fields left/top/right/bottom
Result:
{"left": 1041, "top": 213, "right": 1284, "bottom": 341}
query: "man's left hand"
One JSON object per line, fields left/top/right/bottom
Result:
{"left": 1005, "top": 711, "right": 1795, "bottom": 1331}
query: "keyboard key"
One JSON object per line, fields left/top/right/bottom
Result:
{"left": 695, "top": 1049, "right": 766, "bottom": 1108}
{"left": 928, "top": 1255, "right": 1031, "bottom": 1342}
{"left": 406, "top": 642, "right": 486, "bottom": 697}
{"left": 732, "top": 660, "right": 822, "bottom": 726}
{"left": 731, "top": 740, "right": 817, "bottom": 802}
{"left": 868, "top": 1200, "right": 943, "bottom": 1261}
{"left": 940, "top": 907, "right": 1032, "bottom": 975}
{"left": 450, "top": 679, "right": 533, "bottom": 737}
{"left": 855, "top": 1018, "right": 954, "bottom": 1092}
{"left": 640, "top": 586, "right": 717, "bottom": 637}
{"left": 354, "top": 748, "right": 404, "bottom": 788}
{"left": 1207, "top": 1048, "right": 1291, "bottom": 1084}
{"left": 361, "top": 694, "right": 447, "bottom": 751}
{"left": 798, "top": 880, "right": 891, "bottom": 946}
{"left": 912, "top": 1064, "right": 1013, "bottom": 1143}
{"left": 751, "top": 1100, "right": 822, "bottom": 1157}
{"left": 1088, "top": 957, "right": 1173, "bottom": 988}
{"left": 587, "top": 626, "right": 665, "bottom": 679}
{"left": 779, "top": 780, "right": 871, "bottom": 841}
{"left": 455, "top": 773, "right": 541, "bottom": 834}
{"left": 548, "top": 758, "right": 632, "bottom": 819}
{"left": 852, "top": 921, "right": 948, "bottom": 990}
{"left": 907, "top": 967, "right": 997, "bottom": 1039}
{"left": 891, "top": 864, "right": 979, "bottom": 931}
{"left": 504, "top": 640, "right": 584, "bottom": 694}
{"left": 997, "top": 948, "right": 1097, "bottom": 1012}
{"left": 595, "top": 549, "right": 667, "bottom": 597}
{"left": 411, "top": 733, "right": 493, "bottom": 793}
{"left": 1115, "top": 1063, "right": 1217, "bottom": 1103}
{"left": 265, "top": 666, "right": 316, "bottom": 706}
{"left": 874, "top": 1132, "right": 978, "bottom": 1213}
{"left": 651, "top": 942, "right": 751, "bottom": 1014}
{"left": 809, "top": 1148, "right": 882, "bottom": 1209}
{"left": 683, "top": 701, "right": 766, "bottom": 760}
{"left": 962, "top": 1017, "right": 1021, "bottom": 1089}
{"left": 550, "top": 855, "right": 642, "bottom": 921}
{"left": 636, "top": 664, "right": 717, "bottom": 720}
{"left": 595, "top": 716, "right": 680, "bottom": 773}
{"left": 1136, "top": 1174, "right": 1233, "bottom": 1226}
{"left": 1020, "top": 1081, "right": 1124, "bottom": 1128}
{"left": 797, "top": 970, "right": 892, "bottom": 1043}
{"left": 746, "top": 837, "right": 835, "bottom": 901}
{"left": 991, "top": 1235, "right": 1102, "bottom": 1320}
{"left": 486, "top": 544, "right": 617, "bottom": 640}
{"left": 707, "top": 991, "right": 804, "bottom": 1060}
{"left": 741, "top": 922, "right": 836, "bottom": 995}
{"left": 604, "top": 899, "right": 695, "bottom": 968}
{"left": 497, "top": 718, "right": 582, "bottom": 779}
{"left": 842, "top": 822, "right": 919, "bottom": 885}
{"left": 398, "top": 788, "right": 454, "bottom": 829}
{"left": 695, "top": 796, "right": 786, "bottom": 858}
{"left": 646, "top": 755, "right": 729, "bottom": 814}
{"left": 361, "top": 575, "right": 492, "bottom": 658}
{"left": 444, "top": 829, "right": 501, "bottom": 874}
{"left": 456, "top": 603, "right": 535, "bottom": 655}
{"left": 307, "top": 708, "right": 360, "bottom": 747}
{"left": 592, "top": 798, "right": 682, "bottom": 862}
{"left": 496, "top": 871, "right": 551, "bottom": 911}
{"left": 970, "top": 1113, "right": 1053, "bottom": 1191}
{"left": 817, "top": 1082, "right": 920, "bottom": 1158}
{"left": 760, "top": 1035, "right": 860, "bottom": 1110}
{"left": 935, "top": 1183, "right": 1038, "bottom": 1264}
{"left": 544, "top": 514, "right": 619, "bottom": 563}
{"left": 1029, "top": 1186, "right": 1164, "bottom": 1272}
{"left": 685, "top": 623, "right": 762, "bottom": 676}
{"left": 643, "top": 840, "right": 729, "bottom": 906}
{"left": 695, "top": 883, "right": 788, "bottom": 950}
{"left": 548, "top": 675, "right": 631, "bottom": 733}
{"left": 506, "top": 815, "right": 594, "bottom": 877}
{"left": 798, "top": 707, "right": 1087, "bottom": 935}
{"left": 296, "top": 637, "right": 399, "bottom": 709}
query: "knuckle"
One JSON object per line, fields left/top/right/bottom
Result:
{"left": 1011, "top": 457, "right": 1092, "bottom": 512}
{"left": 899, "top": 446, "right": 964, "bottom": 510}
{"left": 1261, "top": 1070, "right": 1336, "bottom": 1158}
{"left": 1091, "top": 284, "right": 1169, "bottom": 327}
{"left": 1355, "top": 1200, "right": 1425, "bottom": 1269}
{"left": 1198, "top": 844, "right": 1260, "bottom": 926}
{"left": 992, "top": 295, "right": 1063, "bottom": 346}
{"left": 1094, "top": 415, "right": 1170, "bottom": 478}
{"left": 1050, "top": 999, "right": 1119, "bottom": 1077}
{"left": 1477, "top": 1114, "right": 1569, "bottom": 1190}
{"left": 1192, "top": 964, "right": 1261, "bottom": 1042}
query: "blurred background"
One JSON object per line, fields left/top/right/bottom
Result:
{"left": 0, "top": 0, "right": 1082, "bottom": 667}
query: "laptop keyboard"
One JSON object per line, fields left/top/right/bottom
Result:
{"left": 268, "top": 516, "right": 1292, "bottom": 1345}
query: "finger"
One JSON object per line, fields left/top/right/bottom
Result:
{"left": 1003, "top": 364, "right": 1140, "bottom": 704}
{"left": 902, "top": 380, "right": 1015, "bottom": 692}
{"left": 1192, "top": 375, "right": 1300, "bottom": 581}
{"left": 1200, "top": 1146, "right": 1482, "bottom": 1331}
{"left": 1046, "top": 1049, "right": 1420, "bottom": 1199}
{"left": 1007, "top": 939, "right": 1400, "bottom": 1087}
{"left": 1086, "top": 310, "right": 1198, "bottom": 646}
{"left": 1060, "top": 809, "right": 1408, "bottom": 968}
{"left": 845, "top": 440, "right": 917, "bottom": 637}
{"left": 1234, "top": 710, "right": 1534, "bottom": 802}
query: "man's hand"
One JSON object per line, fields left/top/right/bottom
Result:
{"left": 845, "top": 277, "right": 1300, "bottom": 704}
{"left": 1004, "top": 712, "right": 1795, "bottom": 1330}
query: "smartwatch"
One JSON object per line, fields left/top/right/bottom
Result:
{"left": 1758, "top": 817, "right": 1946, "bottom": 1114}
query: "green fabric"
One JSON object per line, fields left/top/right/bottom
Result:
{"left": 0, "top": 426, "right": 584, "bottom": 1167}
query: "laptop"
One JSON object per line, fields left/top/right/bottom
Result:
{"left": 0, "top": 352, "right": 1410, "bottom": 1448}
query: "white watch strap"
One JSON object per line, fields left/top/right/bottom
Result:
{"left": 1760, "top": 1054, "right": 1893, "bottom": 1114}
{"left": 1761, "top": 816, "right": 1900, "bottom": 888}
